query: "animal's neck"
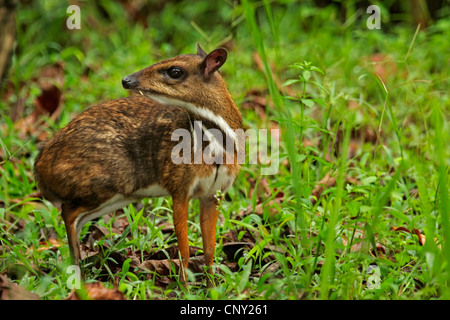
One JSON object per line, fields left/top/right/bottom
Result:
{"left": 146, "top": 92, "right": 242, "bottom": 148}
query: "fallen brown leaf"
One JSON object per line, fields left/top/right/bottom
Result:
{"left": 36, "top": 238, "right": 63, "bottom": 252}
{"left": 390, "top": 226, "right": 411, "bottom": 233}
{"left": 0, "top": 275, "right": 40, "bottom": 300}
{"left": 412, "top": 228, "right": 426, "bottom": 246}
{"left": 341, "top": 231, "right": 364, "bottom": 253}
{"left": 341, "top": 229, "right": 387, "bottom": 259}
{"left": 8, "top": 62, "right": 65, "bottom": 142}
{"left": 391, "top": 226, "right": 429, "bottom": 246}
{"left": 223, "top": 261, "right": 240, "bottom": 272}
{"left": 139, "top": 255, "right": 206, "bottom": 278}
{"left": 66, "top": 282, "right": 126, "bottom": 300}
{"left": 369, "top": 243, "right": 387, "bottom": 258}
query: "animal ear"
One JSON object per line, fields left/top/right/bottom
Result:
{"left": 200, "top": 48, "right": 227, "bottom": 77}
{"left": 196, "top": 42, "right": 207, "bottom": 58}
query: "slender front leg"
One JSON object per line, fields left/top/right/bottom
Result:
{"left": 199, "top": 197, "right": 219, "bottom": 287}
{"left": 172, "top": 196, "right": 190, "bottom": 285}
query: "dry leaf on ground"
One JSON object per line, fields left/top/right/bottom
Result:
{"left": 391, "top": 226, "right": 427, "bottom": 246}
{"left": 0, "top": 275, "right": 40, "bottom": 300}
{"left": 139, "top": 255, "right": 206, "bottom": 278}
{"left": 11, "top": 63, "right": 65, "bottom": 141}
{"left": 66, "top": 282, "right": 126, "bottom": 300}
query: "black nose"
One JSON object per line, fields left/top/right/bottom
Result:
{"left": 122, "top": 75, "right": 138, "bottom": 89}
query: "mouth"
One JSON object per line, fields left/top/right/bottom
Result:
{"left": 130, "top": 89, "right": 149, "bottom": 97}
{"left": 131, "top": 89, "right": 165, "bottom": 100}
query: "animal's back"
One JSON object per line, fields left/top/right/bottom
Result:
{"left": 34, "top": 95, "right": 192, "bottom": 207}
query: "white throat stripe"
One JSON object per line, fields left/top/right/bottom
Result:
{"left": 145, "top": 93, "right": 239, "bottom": 150}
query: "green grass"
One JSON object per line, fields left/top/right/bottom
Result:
{"left": 1, "top": 0, "right": 449, "bottom": 300}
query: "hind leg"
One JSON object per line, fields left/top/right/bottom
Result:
{"left": 61, "top": 204, "right": 87, "bottom": 266}
{"left": 172, "top": 196, "right": 190, "bottom": 285}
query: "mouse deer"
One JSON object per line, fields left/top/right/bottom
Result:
{"left": 34, "top": 44, "right": 243, "bottom": 286}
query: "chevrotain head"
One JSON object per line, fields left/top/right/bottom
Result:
{"left": 122, "top": 44, "right": 242, "bottom": 131}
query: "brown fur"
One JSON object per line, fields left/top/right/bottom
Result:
{"left": 34, "top": 46, "right": 242, "bottom": 286}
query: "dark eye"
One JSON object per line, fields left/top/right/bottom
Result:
{"left": 167, "top": 67, "right": 184, "bottom": 79}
